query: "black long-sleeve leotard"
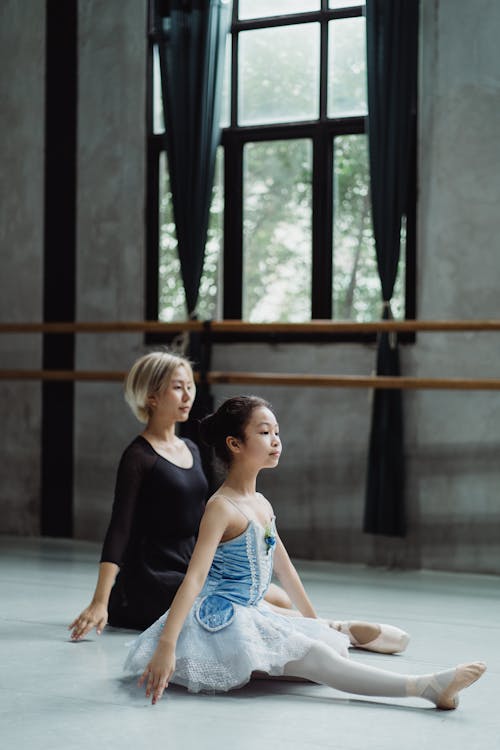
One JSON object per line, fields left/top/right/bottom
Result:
{"left": 101, "top": 436, "right": 208, "bottom": 630}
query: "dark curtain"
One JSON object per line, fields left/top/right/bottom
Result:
{"left": 363, "top": 0, "right": 419, "bottom": 536}
{"left": 155, "top": 1, "right": 230, "bottom": 481}
{"left": 156, "top": 0, "right": 230, "bottom": 317}
{"left": 182, "top": 321, "right": 215, "bottom": 486}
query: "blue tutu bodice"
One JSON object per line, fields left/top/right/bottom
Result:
{"left": 124, "top": 511, "right": 349, "bottom": 693}
{"left": 194, "top": 519, "right": 274, "bottom": 631}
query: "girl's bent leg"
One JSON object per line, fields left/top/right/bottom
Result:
{"left": 329, "top": 621, "right": 410, "bottom": 654}
{"left": 264, "top": 583, "right": 293, "bottom": 610}
{"left": 282, "top": 642, "right": 486, "bottom": 709}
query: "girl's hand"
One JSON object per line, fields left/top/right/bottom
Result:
{"left": 138, "top": 641, "right": 176, "bottom": 704}
{"left": 68, "top": 602, "right": 108, "bottom": 641}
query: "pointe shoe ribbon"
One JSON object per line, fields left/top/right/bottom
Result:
{"left": 333, "top": 621, "right": 410, "bottom": 654}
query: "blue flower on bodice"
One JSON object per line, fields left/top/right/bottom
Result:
{"left": 264, "top": 524, "right": 276, "bottom": 555}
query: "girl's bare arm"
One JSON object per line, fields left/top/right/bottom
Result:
{"left": 272, "top": 535, "right": 317, "bottom": 619}
{"left": 139, "top": 499, "right": 232, "bottom": 703}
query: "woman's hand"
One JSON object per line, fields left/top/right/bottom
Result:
{"left": 138, "top": 641, "right": 176, "bottom": 704}
{"left": 68, "top": 602, "right": 108, "bottom": 641}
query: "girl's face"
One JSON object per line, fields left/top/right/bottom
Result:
{"left": 148, "top": 365, "right": 196, "bottom": 424}
{"left": 233, "top": 406, "right": 281, "bottom": 469}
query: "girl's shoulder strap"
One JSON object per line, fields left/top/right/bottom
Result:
{"left": 211, "top": 493, "right": 251, "bottom": 522}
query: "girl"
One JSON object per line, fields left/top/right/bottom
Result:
{"left": 125, "top": 396, "right": 486, "bottom": 707}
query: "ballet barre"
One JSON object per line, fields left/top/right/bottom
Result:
{"left": 1, "top": 319, "right": 499, "bottom": 390}
{"left": 1, "top": 319, "right": 500, "bottom": 334}
{"left": 0, "top": 370, "right": 500, "bottom": 390}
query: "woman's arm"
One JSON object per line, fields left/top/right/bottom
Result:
{"left": 272, "top": 534, "right": 317, "bottom": 619}
{"left": 139, "top": 499, "right": 231, "bottom": 704}
{"left": 68, "top": 444, "right": 150, "bottom": 640}
{"left": 68, "top": 562, "right": 119, "bottom": 640}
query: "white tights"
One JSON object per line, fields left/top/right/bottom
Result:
{"left": 283, "top": 642, "right": 408, "bottom": 698}
{"left": 282, "top": 642, "right": 483, "bottom": 708}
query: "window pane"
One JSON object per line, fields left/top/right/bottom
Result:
{"left": 198, "top": 149, "right": 224, "bottom": 320}
{"left": 239, "top": 0, "right": 319, "bottom": 19}
{"left": 328, "top": 17, "right": 367, "bottom": 117}
{"left": 220, "top": 34, "right": 231, "bottom": 128}
{"left": 239, "top": 24, "right": 319, "bottom": 125}
{"left": 159, "top": 153, "right": 184, "bottom": 321}
{"left": 329, "top": 0, "right": 365, "bottom": 8}
{"left": 332, "top": 135, "right": 404, "bottom": 320}
{"left": 159, "top": 150, "right": 223, "bottom": 321}
{"left": 243, "top": 140, "right": 312, "bottom": 322}
{"left": 153, "top": 45, "right": 165, "bottom": 134}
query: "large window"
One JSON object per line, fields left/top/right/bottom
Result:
{"left": 147, "top": 1, "right": 415, "bottom": 337}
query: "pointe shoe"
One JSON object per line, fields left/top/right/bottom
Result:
{"left": 408, "top": 661, "right": 487, "bottom": 710}
{"left": 332, "top": 621, "right": 410, "bottom": 654}
{"left": 434, "top": 662, "right": 487, "bottom": 710}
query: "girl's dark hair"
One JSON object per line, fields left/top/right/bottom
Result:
{"left": 199, "top": 395, "right": 271, "bottom": 467}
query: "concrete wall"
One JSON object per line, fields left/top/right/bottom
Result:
{"left": 405, "top": 0, "right": 500, "bottom": 572}
{"left": 0, "top": 0, "right": 45, "bottom": 534}
{"left": 0, "top": 0, "right": 499, "bottom": 573}
{"left": 74, "top": 0, "right": 148, "bottom": 541}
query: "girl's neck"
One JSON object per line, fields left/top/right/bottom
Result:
{"left": 223, "top": 464, "right": 259, "bottom": 498}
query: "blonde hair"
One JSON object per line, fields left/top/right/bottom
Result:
{"left": 124, "top": 351, "right": 194, "bottom": 423}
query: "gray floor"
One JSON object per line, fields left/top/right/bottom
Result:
{"left": 0, "top": 536, "right": 498, "bottom": 750}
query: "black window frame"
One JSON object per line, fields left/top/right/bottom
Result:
{"left": 145, "top": 0, "right": 416, "bottom": 345}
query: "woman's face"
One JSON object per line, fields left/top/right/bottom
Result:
{"left": 233, "top": 406, "right": 281, "bottom": 469}
{"left": 148, "top": 365, "right": 196, "bottom": 424}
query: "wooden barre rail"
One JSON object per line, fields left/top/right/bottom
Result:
{"left": 2, "top": 319, "right": 500, "bottom": 334}
{"left": 1, "top": 369, "right": 500, "bottom": 390}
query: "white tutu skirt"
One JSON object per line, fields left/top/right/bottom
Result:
{"left": 124, "top": 599, "right": 350, "bottom": 693}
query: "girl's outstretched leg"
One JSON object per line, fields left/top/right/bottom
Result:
{"left": 282, "top": 642, "right": 486, "bottom": 709}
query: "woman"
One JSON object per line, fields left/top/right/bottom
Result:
{"left": 69, "top": 352, "right": 408, "bottom": 655}
{"left": 69, "top": 351, "right": 208, "bottom": 637}
{"left": 125, "top": 396, "right": 486, "bottom": 707}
